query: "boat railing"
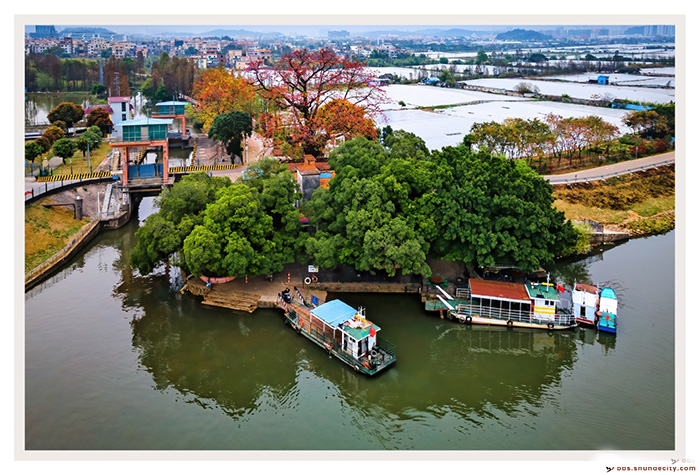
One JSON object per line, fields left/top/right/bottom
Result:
{"left": 455, "top": 303, "right": 575, "bottom": 327}
{"left": 455, "top": 287, "right": 471, "bottom": 299}
{"left": 376, "top": 335, "right": 396, "bottom": 358}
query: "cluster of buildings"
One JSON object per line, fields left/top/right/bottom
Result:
{"left": 24, "top": 25, "right": 407, "bottom": 69}
{"left": 25, "top": 35, "right": 148, "bottom": 59}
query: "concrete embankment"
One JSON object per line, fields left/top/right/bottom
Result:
{"left": 25, "top": 189, "right": 134, "bottom": 291}
{"left": 25, "top": 218, "right": 102, "bottom": 290}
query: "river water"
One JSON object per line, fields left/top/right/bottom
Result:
{"left": 24, "top": 198, "right": 676, "bottom": 451}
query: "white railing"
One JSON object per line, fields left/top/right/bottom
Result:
{"left": 455, "top": 303, "right": 574, "bottom": 327}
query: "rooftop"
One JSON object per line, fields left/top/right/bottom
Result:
{"left": 311, "top": 299, "right": 357, "bottom": 327}
{"left": 469, "top": 279, "right": 531, "bottom": 303}
{"left": 115, "top": 118, "right": 173, "bottom": 127}
{"left": 526, "top": 282, "right": 560, "bottom": 301}
{"left": 155, "top": 101, "right": 189, "bottom": 106}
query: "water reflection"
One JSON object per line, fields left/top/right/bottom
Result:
{"left": 124, "top": 276, "right": 588, "bottom": 433}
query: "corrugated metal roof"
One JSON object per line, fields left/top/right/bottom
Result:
{"left": 469, "top": 280, "right": 531, "bottom": 303}
{"left": 311, "top": 299, "right": 358, "bottom": 327}
{"left": 155, "top": 101, "right": 189, "bottom": 106}
{"left": 575, "top": 283, "right": 598, "bottom": 294}
{"left": 115, "top": 118, "right": 173, "bottom": 127}
{"left": 343, "top": 323, "right": 380, "bottom": 340}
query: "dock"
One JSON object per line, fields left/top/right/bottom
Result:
{"left": 181, "top": 273, "right": 327, "bottom": 313}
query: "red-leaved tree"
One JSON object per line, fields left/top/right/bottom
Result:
{"left": 248, "top": 48, "right": 385, "bottom": 158}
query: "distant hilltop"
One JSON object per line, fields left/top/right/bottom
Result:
{"left": 495, "top": 28, "right": 552, "bottom": 41}
{"left": 59, "top": 27, "right": 117, "bottom": 35}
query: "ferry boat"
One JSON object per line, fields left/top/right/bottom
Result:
{"left": 277, "top": 293, "right": 396, "bottom": 375}
{"left": 428, "top": 278, "right": 577, "bottom": 331}
{"left": 597, "top": 287, "right": 618, "bottom": 334}
{"left": 572, "top": 283, "right": 599, "bottom": 326}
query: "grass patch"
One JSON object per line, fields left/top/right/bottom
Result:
{"left": 25, "top": 199, "right": 91, "bottom": 273}
{"left": 553, "top": 199, "right": 632, "bottom": 225}
{"left": 51, "top": 142, "right": 111, "bottom": 176}
{"left": 553, "top": 165, "right": 675, "bottom": 225}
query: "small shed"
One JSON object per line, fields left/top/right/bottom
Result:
{"left": 115, "top": 117, "right": 173, "bottom": 142}
{"left": 597, "top": 75, "right": 610, "bottom": 85}
{"left": 155, "top": 101, "right": 188, "bottom": 116}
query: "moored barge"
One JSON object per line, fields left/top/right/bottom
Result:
{"left": 277, "top": 293, "right": 396, "bottom": 375}
{"left": 428, "top": 278, "right": 577, "bottom": 331}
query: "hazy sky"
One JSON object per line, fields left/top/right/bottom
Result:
{"left": 25, "top": 24, "right": 634, "bottom": 37}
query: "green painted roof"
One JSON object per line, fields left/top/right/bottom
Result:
{"left": 526, "top": 283, "right": 560, "bottom": 301}
{"left": 343, "top": 323, "right": 380, "bottom": 340}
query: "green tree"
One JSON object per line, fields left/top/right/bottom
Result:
{"left": 52, "top": 138, "right": 77, "bottom": 164}
{"left": 76, "top": 137, "right": 88, "bottom": 157}
{"left": 182, "top": 184, "right": 276, "bottom": 277}
{"left": 305, "top": 136, "right": 432, "bottom": 276}
{"left": 25, "top": 141, "right": 44, "bottom": 163}
{"left": 429, "top": 146, "right": 576, "bottom": 271}
{"left": 90, "top": 83, "right": 106, "bottom": 95}
{"left": 130, "top": 172, "right": 232, "bottom": 275}
{"left": 47, "top": 102, "right": 84, "bottom": 129}
{"left": 207, "top": 111, "right": 253, "bottom": 160}
{"left": 475, "top": 50, "right": 489, "bottom": 64}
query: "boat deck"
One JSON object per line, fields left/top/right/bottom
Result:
{"left": 279, "top": 300, "right": 396, "bottom": 375}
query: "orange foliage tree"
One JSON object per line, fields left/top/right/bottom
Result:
{"left": 248, "top": 48, "right": 385, "bottom": 157}
{"left": 191, "top": 67, "right": 258, "bottom": 131}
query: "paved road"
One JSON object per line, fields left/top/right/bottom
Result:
{"left": 543, "top": 151, "right": 675, "bottom": 185}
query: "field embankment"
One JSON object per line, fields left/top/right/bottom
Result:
{"left": 553, "top": 164, "right": 675, "bottom": 237}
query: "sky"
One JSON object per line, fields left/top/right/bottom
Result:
{"left": 23, "top": 24, "right": 640, "bottom": 38}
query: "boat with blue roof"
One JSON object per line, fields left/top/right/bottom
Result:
{"left": 276, "top": 290, "right": 396, "bottom": 375}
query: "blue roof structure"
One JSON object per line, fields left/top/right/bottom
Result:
{"left": 600, "top": 288, "right": 617, "bottom": 299}
{"left": 115, "top": 118, "right": 173, "bottom": 127}
{"left": 311, "top": 299, "right": 358, "bottom": 327}
{"left": 155, "top": 101, "right": 189, "bottom": 106}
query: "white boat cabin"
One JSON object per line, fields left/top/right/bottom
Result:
{"left": 525, "top": 282, "right": 561, "bottom": 321}
{"left": 599, "top": 288, "right": 618, "bottom": 316}
{"left": 309, "top": 300, "right": 380, "bottom": 359}
{"left": 572, "top": 283, "right": 599, "bottom": 324}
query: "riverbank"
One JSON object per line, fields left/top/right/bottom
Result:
{"left": 552, "top": 163, "right": 675, "bottom": 240}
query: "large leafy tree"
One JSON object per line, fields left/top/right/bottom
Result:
{"left": 130, "top": 173, "right": 232, "bottom": 275}
{"left": 248, "top": 47, "right": 386, "bottom": 157}
{"left": 191, "top": 67, "right": 258, "bottom": 131}
{"left": 304, "top": 136, "right": 432, "bottom": 276}
{"left": 316, "top": 99, "right": 378, "bottom": 143}
{"left": 244, "top": 159, "right": 307, "bottom": 266}
{"left": 182, "top": 184, "right": 276, "bottom": 277}
{"left": 207, "top": 111, "right": 253, "bottom": 160}
{"left": 429, "top": 146, "right": 577, "bottom": 271}
{"left": 47, "top": 102, "right": 84, "bottom": 129}
{"left": 131, "top": 166, "right": 305, "bottom": 278}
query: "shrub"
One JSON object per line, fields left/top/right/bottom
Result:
{"left": 626, "top": 213, "right": 675, "bottom": 235}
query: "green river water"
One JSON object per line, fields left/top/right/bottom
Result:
{"left": 24, "top": 197, "right": 676, "bottom": 451}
